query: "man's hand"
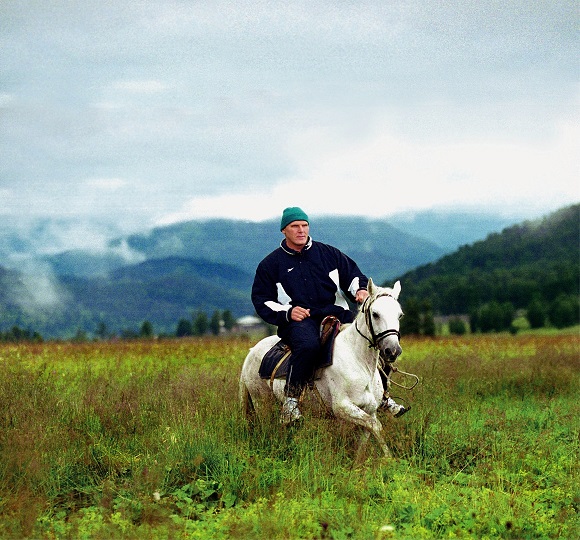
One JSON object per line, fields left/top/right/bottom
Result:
{"left": 290, "top": 306, "right": 311, "bottom": 321}
{"left": 355, "top": 289, "right": 369, "bottom": 303}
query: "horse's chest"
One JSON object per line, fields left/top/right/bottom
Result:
{"left": 324, "top": 371, "right": 377, "bottom": 408}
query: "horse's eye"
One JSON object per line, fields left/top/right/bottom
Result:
{"left": 372, "top": 312, "right": 380, "bottom": 319}
{"left": 399, "top": 312, "right": 404, "bottom": 319}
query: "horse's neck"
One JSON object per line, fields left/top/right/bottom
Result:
{"left": 341, "top": 313, "right": 379, "bottom": 372}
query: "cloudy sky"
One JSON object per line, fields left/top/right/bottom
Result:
{"left": 1, "top": 0, "right": 578, "bottom": 238}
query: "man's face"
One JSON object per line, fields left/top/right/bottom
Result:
{"left": 282, "top": 220, "right": 309, "bottom": 251}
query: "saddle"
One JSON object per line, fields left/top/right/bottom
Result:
{"left": 258, "top": 316, "right": 342, "bottom": 386}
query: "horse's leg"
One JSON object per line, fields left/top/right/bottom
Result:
{"left": 334, "top": 400, "right": 393, "bottom": 458}
{"left": 354, "top": 430, "right": 371, "bottom": 464}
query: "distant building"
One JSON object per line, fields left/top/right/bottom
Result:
{"left": 235, "top": 315, "right": 268, "bottom": 335}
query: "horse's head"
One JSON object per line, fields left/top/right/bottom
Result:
{"left": 361, "top": 279, "right": 403, "bottom": 362}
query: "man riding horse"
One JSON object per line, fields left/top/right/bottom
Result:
{"left": 251, "top": 207, "right": 409, "bottom": 424}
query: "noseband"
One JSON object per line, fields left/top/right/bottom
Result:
{"left": 356, "top": 293, "right": 401, "bottom": 350}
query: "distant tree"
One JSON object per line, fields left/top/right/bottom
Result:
{"left": 95, "top": 321, "right": 108, "bottom": 340}
{"left": 121, "top": 328, "right": 139, "bottom": 339}
{"left": 401, "top": 297, "right": 421, "bottom": 335}
{"left": 469, "top": 309, "right": 479, "bottom": 334}
{"left": 9, "top": 326, "right": 25, "bottom": 341}
{"left": 210, "top": 311, "right": 221, "bottom": 336}
{"left": 526, "top": 297, "right": 546, "bottom": 329}
{"left": 478, "top": 302, "right": 502, "bottom": 333}
{"left": 393, "top": 205, "right": 579, "bottom": 318}
{"left": 421, "top": 299, "right": 436, "bottom": 336}
{"left": 0, "top": 326, "right": 43, "bottom": 343}
{"left": 193, "top": 311, "right": 209, "bottom": 336}
{"left": 176, "top": 318, "right": 193, "bottom": 337}
{"left": 500, "top": 302, "right": 515, "bottom": 330}
{"left": 475, "top": 301, "right": 515, "bottom": 333}
{"left": 73, "top": 328, "right": 88, "bottom": 342}
{"left": 549, "top": 294, "right": 579, "bottom": 328}
{"left": 140, "top": 320, "right": 154, "bottom": 338}
{"left": 448, "top": 318, "right": 467, "bottom": 335}
{"left": 222, "top": 310, "right": 236, "bottom": 331}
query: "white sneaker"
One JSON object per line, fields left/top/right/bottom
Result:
{"left": 380, "top": 396, "right": 410, "bottom": 418}
{"left": 281, "top": 397, "right": 303, "bottom": 425}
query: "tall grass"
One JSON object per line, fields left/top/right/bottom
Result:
{"left": 0, "top": 334, "right": 578, "bottom": 538}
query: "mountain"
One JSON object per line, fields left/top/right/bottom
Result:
{"left": 393, "top": 204, "right": 579, "bottom": 315}
{"left": 2, "top": 206, "right": 575, "bottom": 338}
{"left": 117, "top": 217, "right": 446, "bottom": 284}
{"left": 2, "top": 216, "right": 450, "bottom": 338}
{"left": 1, "top": 210, "right": 527, "bottom": 280}
{"left": 23, "top": 217, "right": 448, "bottom": 283}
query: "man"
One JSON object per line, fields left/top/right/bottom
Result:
{"left": 252, "top": 207, "right": 407, "bottom": 423}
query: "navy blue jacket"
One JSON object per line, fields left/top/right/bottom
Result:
{"left": 252, "top": 237, "right": 368, "bottom": 329}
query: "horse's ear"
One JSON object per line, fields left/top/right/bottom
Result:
{"left": 367, "top": 278, "right": 375, "bottom": 296}
{"left": 392, "top": 280, "right": 401, "bottom": 300}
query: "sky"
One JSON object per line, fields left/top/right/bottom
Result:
{"left": 1, "top": 0, "right": 578, "bottom": 245}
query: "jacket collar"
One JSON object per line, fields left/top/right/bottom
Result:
{"left": 280, "top": 236, "right": 313, "bottom": 255}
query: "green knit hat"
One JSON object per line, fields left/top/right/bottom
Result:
{"left": 280, "top": 207, "right": 309, "bottom": 231}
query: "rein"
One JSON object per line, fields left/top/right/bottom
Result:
{"left": 355, "top": 293, "right": 401, "bottom": 350}
{"left": 378, "top": 363, "right": 419, "bottom": 390}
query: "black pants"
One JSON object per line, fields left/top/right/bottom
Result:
{"left": 278, "top": 318, "right": 321, "bottom": 398}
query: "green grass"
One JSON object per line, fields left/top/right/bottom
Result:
{"left": 0, "top": 334, "right": 578, "bottom": 539}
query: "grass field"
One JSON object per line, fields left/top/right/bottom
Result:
{"left": 0, "top": 333, "right": 578, "bottom": 539}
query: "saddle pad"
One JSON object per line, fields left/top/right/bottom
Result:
{"left": 258, "top": 340, "right": 291, "bottom": 380}
{"left": 258, "top": 318, "right": 341, "bottom": 381}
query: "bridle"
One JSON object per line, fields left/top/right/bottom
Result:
{"left": 355, "top": 292, "right": 401, "bottom": 350}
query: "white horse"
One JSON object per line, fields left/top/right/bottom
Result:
{"left": 239, "top": 279, "right": 403, "bottom": 459}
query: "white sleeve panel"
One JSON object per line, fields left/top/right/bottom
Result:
{"left": 348, "top": 277, "right": 361, "bottom": 298}
{"left": 263, "top": 283, "right": 293, "bottom": 313}
{"left": 329, "top": 269, "right": 350, "bottom": 310}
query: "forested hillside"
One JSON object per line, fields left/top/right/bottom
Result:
{"left": 394, "top": 204, "right": 579, "bottom": 332}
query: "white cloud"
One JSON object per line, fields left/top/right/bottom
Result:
{"left": 156, "top": 114, "right": 579, "bottom": 224}
{"left": 109, "top": 239, "right": 146, "bottom": 264}
{"left": 7, "top": 257, "right": 70, "bottom": 312}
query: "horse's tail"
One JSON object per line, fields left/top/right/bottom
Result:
{"left": 239, "top": 375, "right": 255, "bottom": 421}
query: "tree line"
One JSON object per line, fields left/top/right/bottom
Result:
{"left": 0, "top": 309, "right": 239, "bottom": 343}
{"left": 3, "top": 292, "right": 578, "bottom": 343}
{"left": 400, "top": 293, "right": 579, "bottom": 336}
